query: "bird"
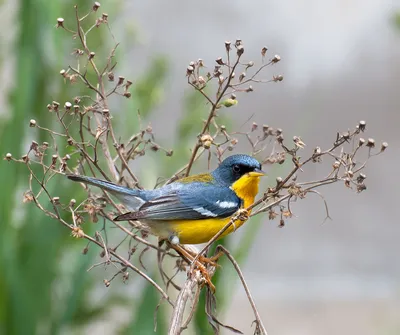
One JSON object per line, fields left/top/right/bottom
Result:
{"left": 67, "top": 154, "right": 264, "bottom": 289}
{"left": 68, "top": 154, "right": 264, "bottom": 244}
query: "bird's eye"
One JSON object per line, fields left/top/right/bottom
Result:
{"left": 232, "top": 164, "right": 241, "bottom": 173}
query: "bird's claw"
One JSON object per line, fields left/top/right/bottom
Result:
{"left": 193, "top": 251, "right": 225, "bottom": 292}
{"left": 169, "top": 243, "right": 218, "bottom": 292}
{"left": 198, "top": 254, "right": 221, "bottom": 268}
{"left": 236, "top": 208, "right": 249, "bottom": 221}
{"left": 191, "top": 263, "right": 216, "bottom": 293}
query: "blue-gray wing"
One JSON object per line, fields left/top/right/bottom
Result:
{"left": 114, "top": 183, "right": 241, "bottom": 221}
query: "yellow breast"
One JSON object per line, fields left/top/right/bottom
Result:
{"left": 167, "top": 174, "right": 261, "bottom": 244}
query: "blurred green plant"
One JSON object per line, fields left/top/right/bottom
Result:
{"left": 393, "top": 12, "right": 400, "bottom": 30}
{"left": 0, "top": 1, "right": 163, "bottom": 334}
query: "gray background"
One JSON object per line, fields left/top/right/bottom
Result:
{"left": 121, "top": 1, "right": 400, "bottom": 334}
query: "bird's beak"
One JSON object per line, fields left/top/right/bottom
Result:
{"left": 248, "top": 168, "right": 266, "bottom": 177}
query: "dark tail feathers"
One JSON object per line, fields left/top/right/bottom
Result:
{"left": 67, "top": 174, "right": 137, "bottom": 196}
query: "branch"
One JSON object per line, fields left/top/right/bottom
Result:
{"left": 168, "top": 271, "right": 202, "bottom": 335}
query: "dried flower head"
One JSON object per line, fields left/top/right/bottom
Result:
{"left": 51, "top": 154, "right": 58, "bottom": 165}
{"left": 356, "top": 173, "right": 366, "bottom": 183}
{"left": 272, "top": 54, "right": 281, "bottom": 63}
{"left": 65, "top": 102, "right": 72, "bottom": 110}
{"left": 236, "top": 45, "right": 244, "bottom": 56}
{"left": 268, "top": 209, "right": 278, "bottom": 220}
{"left": 293, "top": 136, "right": 306, "bottom": 149}
{"left": 123, "top": 272, "right": 129, "bottom": 283}
{"left": 358, "top": 120, "right": 366, "bottom": 131}
{"left": 186, "top": 65, "right": 194, "bottom": 76}
{"left": 71, "top": 227, "right": 84, "bottom": 238}
{"left": 56, "top": 18, "right": 64, "bottom": 28}
{"left": 125, "top": 80, "right": 133, "bottom": 89}
{"left": 366, "top": 138, "right": 375, "bottom": 148}
{"left": 23, "top": 191, "right": 34, "bottom": 203}
{"left": 198, "top": 76, "right": 206, "bottom": 85}
{"left": 84, "top": 203, "right": 99, "bottom": 223}
{"left": 312, "top": 146, "right": 322, "bottom": 162}
{"left": 93, "top": 1, "right": 101, "bottom": 11}
{"left": 261, "top": 46, "right": 268, "bottom": 57}
{"left": 357, "top": 183, "right": 367, "bottom": 193}
{"left": 200, "top": 134, "right": 213, "bottom": 149}
{"left": 69, "top": 198, "right": 76, "bottom": 207}
{"left": 52, "top": 101, "right": 60, "bottom": 111}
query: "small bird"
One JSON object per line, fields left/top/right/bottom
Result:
{"left": 67, "top": 154, "right": 264, "bottom": 246}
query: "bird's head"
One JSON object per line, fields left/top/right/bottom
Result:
{"left": 212, "top": 154, "right": 264, "bottom": 186}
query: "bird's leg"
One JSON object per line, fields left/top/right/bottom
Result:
{"left": 167, "top": 242, "right": 216, "bottom": 292}
{"left": 189, "top": 250, "right": 222, "bottom": 268}
{"left": 168, "top": 235, "right": 220, "bottom": 267}
{"left": 206, "top": 250, "right": 225, "bottom": 263}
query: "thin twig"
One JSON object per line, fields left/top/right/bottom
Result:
{"left": 216, "top": 245, "right": 268, "bottom": 335}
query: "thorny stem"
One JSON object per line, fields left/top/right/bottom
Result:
{"left": 231, "top": 60, "right": 273, "bottom": 87}
{"left": 74, "top": 5, "right": 119, "bottom": 181}
{"left": 185, "top": 56, "right": 242, "bottom": 177}
{"left": 192, "top": 128, "right": 370, "bottom": 261}
{"left": 75, "top": 5, "right": 141, "bottom": 187}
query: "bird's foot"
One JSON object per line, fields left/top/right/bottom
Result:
{"left": 192, "top": 262, "right": 216, "bottom": 293}
{"left": 235, "top": 208, "right": 249, "bottom": 221}
{"left": 197, "top": 251, "right": 224, "bottom": 268}
{"left": 168, "top": 242, "right": 217, "bottom": 292}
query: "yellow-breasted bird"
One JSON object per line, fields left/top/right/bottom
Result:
{"left": 67, "top": 154, "right": 264, "bottom": 289}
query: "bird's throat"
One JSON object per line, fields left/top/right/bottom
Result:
{"left": 231, "top": 175, "right": 261, "bottom": 208}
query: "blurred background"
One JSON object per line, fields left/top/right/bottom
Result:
{"left": 1, "top": 0, "right": 399, "bottom": 334}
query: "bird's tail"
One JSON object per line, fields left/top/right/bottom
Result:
{"left": 67, "top": 174, "right": 138, "bottom": 195}
{"left": 67, "top": 174, "right": 145, "bottom": 211}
